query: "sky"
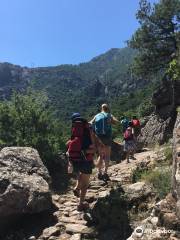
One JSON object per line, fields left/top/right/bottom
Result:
{"left": 0, "top": 0, "right": 157, "bottom": 67}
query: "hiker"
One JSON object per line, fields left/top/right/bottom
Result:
{"left": 90, "top": 104, "right": 119, "bottom": 181}
{"left": 67, "top": 113, "right": 103, "bottom": 211}
{"left": 120, "top": 115, "right": 129, "bottom": 133}
{"left": 123, "top": 121, "right": 136, "bottom": 163}
{"left": 131, "top": 116, "right": 141, "bottom": 139}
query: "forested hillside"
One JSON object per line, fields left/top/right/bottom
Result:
{"left": 0, "top": 47, "right": 157, "bottom": 121}
{"left": 0, "top": 46, "right": 159, "bottom": 169}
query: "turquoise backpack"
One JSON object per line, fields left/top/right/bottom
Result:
{"left": 94, "top": 112, "right": 112, "bottom": 136}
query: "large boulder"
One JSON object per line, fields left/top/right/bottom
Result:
{"left": 138, "top": 114, "right": 174, "bottom": 146}
{"left": 138, "top": 77, "right": 180, "bottom": 147}
{"left": 0, "top": 147, "right": 52, "bottom": 225}
{"left": 172, "top": 112, "right": 180, "bottom": 219}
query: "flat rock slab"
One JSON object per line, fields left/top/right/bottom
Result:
{"left": 124, "top": 182, "right": 152, "bottom": 201}
{"left": 42, "top": 226, "right": 60, "bottom": 239}
{"left": 69, "top": 234, "right": 81, "bottom": 240}
{"left": 66, "top": 224, "right": 93, "bottom": 235}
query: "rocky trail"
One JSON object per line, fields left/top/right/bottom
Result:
{"left": 36, "top": 149, "right": 164, "bottom": 240}
{"left": 2, "top": 146, "right": 179, "bottom": 240}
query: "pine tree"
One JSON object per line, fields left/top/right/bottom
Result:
{"left": 129, "top": 0, "right": 180, "bottom": 76}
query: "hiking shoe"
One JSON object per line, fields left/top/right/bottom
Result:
{"left": 131, "top": 156, "right": 136, "bottom": 160}
{"left": 77, "top": 202, "right": 89, "bottom": 211}
{"left": 73, "top": 188, "right": 80, "bottom": 197}
{"left": 103, "top": 173, "right": 110, "bottom": 181}
{"left": 98, "top": 173, "right": 103, "bottom": 180}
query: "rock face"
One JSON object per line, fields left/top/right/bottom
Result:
{"left": 0, "top": 147, "right": 52, "bottom": 226}
{"left": 138, "top": 114, "right": 174, "bottom": 146}
{"left": 0, "top": 63, "right": 30, "bottom": 100}
{"left": 172, "top": 111, "right": 180, "bottom": 219}
{"left": 138, "top": 78, "right": 180, "bottom": 146}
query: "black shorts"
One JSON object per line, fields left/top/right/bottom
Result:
{"left": 72, "top": 160, "right": 93, "bottom": 174}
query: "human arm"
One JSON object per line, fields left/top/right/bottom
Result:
{"left": 89, "top": 116, "right": 96, "bottom": 124}
{"left": 111, "top": 115, "right": 120, "bottom": 124}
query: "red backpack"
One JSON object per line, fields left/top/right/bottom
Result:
{"left": 132, "top": 119, "right": 140, "bottom": 127}
{"left": 124, "top": 128, "right": 133, "bottom": 141}
{"left": 67, "top": 119, "right": 92, "bottom": 161}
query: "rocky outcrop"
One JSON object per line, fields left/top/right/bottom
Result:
{"left": 128, "top": 113, "right": 180, "bottom": 240}
{"left": 0, "top": 147, "right": 52, "bottom": 229}
{"left": 172, "top": 111, "right": 180, "bottom": 219}
{"left": 138, "top": 114, "right": 174, "bottom": 146}
{"left": 0, "top": 63, "right": 30, "bottom": 99}
{"left": 138, "top": 77, "right": 180, "bottom": 146}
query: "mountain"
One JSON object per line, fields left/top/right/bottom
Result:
{"left": 0, "top": 47, "right": 158, "bottom": 120}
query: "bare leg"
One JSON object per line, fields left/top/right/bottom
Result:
{"left": 79, "top": 174, "right": 90, "bottom": 205}
{"left": 132, "top": 151, "right": 137, "bottom": 160}
{"left": 126, "top": 152, "right": 130, "bottom": 163}
{"left": 131, "top": 150, "right": 135, "bottom": 158}
{"left": 104, "top": 146, "right": 111, "bottom": 174}
{"left": 75, "top": 173, "right": 81, "bottom": 190}
{"left": 97, "top": 152, "right": 104, "bottom": 174}
{"left": 73, "top": 173, "right": 81, "bottom": 197}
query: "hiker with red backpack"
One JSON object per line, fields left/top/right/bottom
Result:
{"left": 131, "top": 116, "right": 141, "bottom": 138}
{"left": 123, "top": 121, "right": 137, "bottom": 163}
{"left": 90, "top": 104, "right": 119, "bottom": 181}
{"left": 67, "top": 113, "right": 103, "bottom": 211}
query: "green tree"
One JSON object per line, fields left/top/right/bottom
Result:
{"left": 129, "top": 0, "right": 180, "bottom": 76}
{"left": 0, "top": 90, "right": 66, "bottom": 168}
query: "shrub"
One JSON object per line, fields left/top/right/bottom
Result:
{"left": 164, "top": 146, "right": 173, "bottom": 165}
{"left": 132, "top": 167, "right": 149, "bottom": 183}
{"left": 0, "top": 90, "right": 66, "bottom": 169}
{"left": 142, "top": 169, "right": 171, "bottom": 199}
{"left": 134, "top": 168, "right": 171, "bottom": 199}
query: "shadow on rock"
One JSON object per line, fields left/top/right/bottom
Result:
{"left": 48, "top": 153, "right": 70, "bottom": 194}
{"left": 89, "top": 186, "right": 132, "bottom": 240}
{"left": 111, "top": 141, "right": 126, "bottom": 163}
{"left": 0, "top": 205, "right": 58, "bottom": 240}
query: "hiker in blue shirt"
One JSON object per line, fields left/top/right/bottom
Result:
{"left": 90, "top": 104, "right": 119, "bottom": 181}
